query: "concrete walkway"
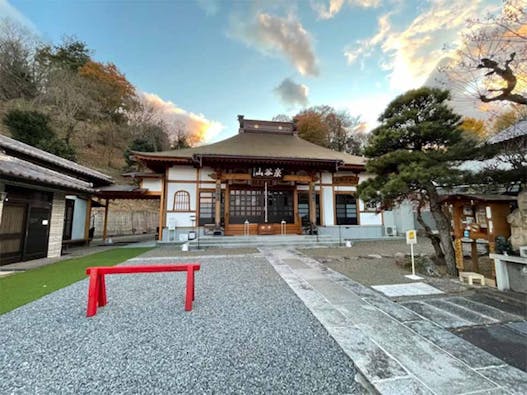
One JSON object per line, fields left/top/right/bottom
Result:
{"left": 262, "top": 248, "right": 527, "bottom": 395}
{"left": 0, "top": 235, "right": 156, "bottom": 273}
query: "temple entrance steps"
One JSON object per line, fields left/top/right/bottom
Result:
{"left": 184, "top": 234, "right": 341, "bottom": 249}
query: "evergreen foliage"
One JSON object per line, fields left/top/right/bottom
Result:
{"left": 3, "top": 109, "right": 76, "bottom": 160}
{"left": 359, "top": 87, "right": 480, "bottom": 275}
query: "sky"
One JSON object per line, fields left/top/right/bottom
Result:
{"left": 1, "top": 0, "right": 504, "bottom": 143}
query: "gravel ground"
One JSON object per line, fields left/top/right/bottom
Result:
{"left": 321, "top": 257, "right": 417, "bottom": 286}
{"left": 299, "top": 240, "right": 470, "bottom": 295}
{"left": 299, "top": 237, "right": 435, "bottom": 258}
{"left": 0, "top": 254, "right": 362, "bottom": 394}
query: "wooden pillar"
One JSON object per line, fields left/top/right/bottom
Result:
{"left": 84, "top": 198, "right": 92, "bottom": 244}
{"left": 471, "top": 242, "right": 479, "bottom": 272}
{"left": 158, "top": 170, "right": 167, "bottom": 241}
{"left": 293, "top": 187, "right": 299, "bottom": 225}
{"left": 224, "top": 183, "right": 230, "bottom": 227}
{"left": 214, "top": 177, "right": 221, "bottom": 228}
{"left": 308, "top": 180, "right": 316, "bottom": 226}
{"left": 452, "top": 202, "right": 464, "bottom": 270}
{"left": 102, "top": 199, "right": 109, "bottom": 242}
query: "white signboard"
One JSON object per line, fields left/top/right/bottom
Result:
{"left": 406, "top": 230, "right": 417, "bottom": 245}
{"left": 405, "top": 229, "right": 421, "bottom": 280}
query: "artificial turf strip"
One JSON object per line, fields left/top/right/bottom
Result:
{"left": 0, "top": 247, "right": 152, "bottom": 315}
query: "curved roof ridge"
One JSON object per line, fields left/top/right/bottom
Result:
{"left": 0, "top": 133, "right": 113, "bottom": 183}
{"left": 134, "top": 131, "right": 365, "bottom": 166}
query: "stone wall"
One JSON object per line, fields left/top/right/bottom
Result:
{"left": 91, "top": 209, "right": 158, "bottom": 237}
{"left": 47, "top": 192, "right": 65, "bottom": 258}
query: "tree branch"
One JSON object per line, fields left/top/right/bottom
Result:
{"left": 477, "top": 52, "right": 527, "bottom": 105}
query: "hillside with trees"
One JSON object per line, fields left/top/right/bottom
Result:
{"left": 0, "top": 19, "right": 186, "bottom": 180}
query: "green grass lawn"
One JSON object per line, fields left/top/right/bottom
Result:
{"left": 0, "top": 247, "right": 152, "bottom": 315}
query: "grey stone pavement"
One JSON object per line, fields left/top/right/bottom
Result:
{"left": 2, "top": 244, "right": 526, "bottom": 394}
{"left": 0, "top": 234, "right": 156, "bottom": 275}
{"left": 262, "top": 247, "right": 527, "bottom": 395}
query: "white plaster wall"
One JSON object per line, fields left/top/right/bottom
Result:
{"left": 199, "top": 166, "right": 216, "bottom": 182}
{"left": 393, "top": 200, "right": 416, "bottom": 232}
{"left": 166, "top": 183, "right": 197, "bottom": 211}
{"left": 141, "top": 178, "right": 162, "bottom": 192}
{"left": 322, "top": 186, "right": 334, "bottom": 226}
{"left": 71, "top": 197, "right": 87, "bottom": 240}
{"left": 321, "top": 172, "right": 332, "bottom": 184}
{"left": 167, "top": 166, "right": 196, "bottom": 181}
{"left": 199, "top": 183, "right": 224, "bottom": 190}
{"left": 358, "top": 172, "right": 373, "bottom": 182}
{"left": 360, "top": 212, "right": 383, "bottom": 225}
{"left": 166, "top": 212, "right": 195, "bottom": 228}
{"left": 334, "top": 186, "right": 357, "bottom": 192}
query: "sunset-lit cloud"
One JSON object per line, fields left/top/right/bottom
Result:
{"left": 336, "top": 92, "right": 394, "bottom": 132}
{"left": 229, "top": 12, "right": 319, "bottom": 76}
{"left": 140, "top": 92, "right": 223, "bottom": 145}
{"left": 344, "top": 0, "right": 493, "bottom": 91}
{"left": 312, "top": 0, "right": 380, "bottom": 20}
{"left": 274, "top": 78, "right": 309, "bottom": 107}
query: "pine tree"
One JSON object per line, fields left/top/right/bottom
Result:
{"left": 359, "top": 87, "right": 480, "bottom": 275}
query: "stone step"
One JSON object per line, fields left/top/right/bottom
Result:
{"left": 181, "top": 235, "right": 342, "bottom": 249}
{"left": 400, "top": 301, "right": 475, "bottom": 328}
{"left": 195, "top": 235, "right": 337, "bottom": 242}
{"left": 188, "top": 242, "right": 341, "bottom": 249}
{"left": 469, "top": 291, "right": 527, "bottom": 318}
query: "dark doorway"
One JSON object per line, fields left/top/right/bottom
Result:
{"left": 267, "top": 190, "right": 294, "bottom": 223}
{"left": 24, "top": 206, "right": 52, "bottom": 260}
{"left": 0, "top": 202, "right": 27, "bottom": 264}
{"left": 298, "top": 192, "right": 320, "bottom": 225}
{"left": 0, "top": 186, "right": 52, "bottom": 265}
{"left": 63, "top": 199, "right": 75, "bottom": 240}
{"left": 229, "top": 187, "right": 294, "bottom": 224}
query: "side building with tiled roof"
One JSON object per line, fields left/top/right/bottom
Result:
{"left": 132, "top": 115, "right": 404, "bottom": 241}
{"left": 0, "top": 134, "right": 113, "bottom": 264}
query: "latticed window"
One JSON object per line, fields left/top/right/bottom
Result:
{"left": 298, "top": 192, "right": 320, "bottom": 225}
{"left": 173, "top": 190, "right": 190, "bottom": 212}
{"left": 335, "top": 194, "right": 358, "bottom": 225}
{"left": 198, "top": 190, "right": 225, "bottom": 226}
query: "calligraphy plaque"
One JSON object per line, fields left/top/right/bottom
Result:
{"left": 252, "top": 167, "right": 284, "bottom": 179}
{"left": 333, "top": 175, "right": 359, "bottom": 185}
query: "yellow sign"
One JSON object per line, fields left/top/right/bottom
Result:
{"left": 406, "top": 230, "right": 417, "bottom": 245}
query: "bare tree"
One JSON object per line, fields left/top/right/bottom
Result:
{"left": 0, "top": 18, "right": 40, "bottom": 101}
{"left": 440, "top": 1, "right": 526, "bottom": 107}
{"left": 35, "top": 68, "right": 100, "bottom": 144}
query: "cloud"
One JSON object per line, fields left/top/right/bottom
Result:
{"left": 0, "top": 0, "right": 37, "bottom": 31}
{"left": 229, "top": 12, "right": 319, "bottom": 76}
{"left": 140, "top": 92, "right": 223, "bottom": 145}
{"left": 344, "top": 0, "right": 492, "bottom": 91}
{"left": 196, "top": 0, "right": 219, "bottom": 16}
{"left": 312, "top": 0, "right": 380, "bottom": 20}
{"left": 274, "top": 78, "right": 309, "bottom": 106}
{"left": 344, "top": 13, "right": 390, "bottom": 64}
{"left": 337, "top": 93, "right": 394, "bottom": 132}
